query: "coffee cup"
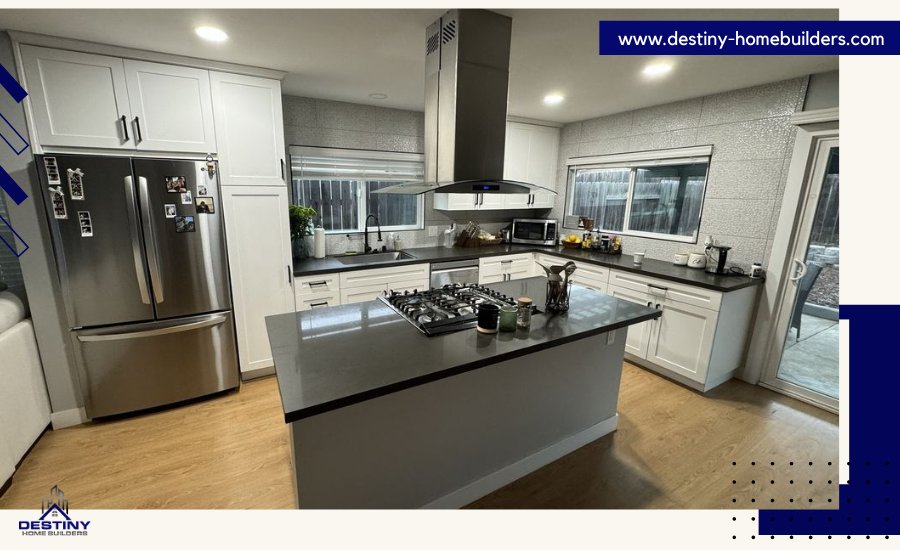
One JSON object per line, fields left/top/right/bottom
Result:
{"left": 476, "top": 303, "right": 500, "bottom": 334}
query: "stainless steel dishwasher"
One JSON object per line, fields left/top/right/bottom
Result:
{"left": 430, "top": 259, "right": 480, "bottom": 288}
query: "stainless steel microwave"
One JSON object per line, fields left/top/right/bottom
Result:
{"left": 511, "top": 218, "right": 558, "bottom": 246}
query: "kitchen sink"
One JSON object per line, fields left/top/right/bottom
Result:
{"left": 336, "top": 251, "right": 417, "bottom": 266}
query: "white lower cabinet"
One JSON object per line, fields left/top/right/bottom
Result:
{"left": 293, "top": 263, "right": 430, "bottom": 308}
{"left": 340, "top": 284, "right": 388, "bottom": 304}
{"left": 607, "top": 268, "right": 756, "bottom": 392}
{"left": 646, "top": 298, "right": 718, "bottom": 383}
{"left": 607, "top": 284, "right": 654, "bottom": 357}
{"left": 221, "top": 186, "right": 294, "bottom": 376}
{"left": 479, "top": 254, "right": 534, "bottom": 284}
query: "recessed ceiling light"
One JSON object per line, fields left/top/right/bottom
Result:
{"left": 195, "top": 26, "right": 228, "bottom": 43}
{"left": 368, "top": 93, "right": 388, "bottom": 100}
{"left": 543, "top": 94, "right": 564, "bottom": 105}
{"left": 642, "top": 62, "right": 673, "bottom": 77}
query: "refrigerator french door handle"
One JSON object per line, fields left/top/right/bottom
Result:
{"left": 138, "top": 176, "right": 165, "bottom": 303}
{"left": 123, "top": 176, "right": 151, "bottom": 305}
{"left": 76, "top": 313, "right": 227, "bottom": 342}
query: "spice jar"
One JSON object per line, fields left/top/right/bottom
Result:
{"left": 516, "top": 296, "right": 533, "bottom": 329}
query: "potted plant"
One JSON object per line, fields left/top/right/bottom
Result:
{"left": 289, "top": 204, "right": 317, "bottom": 259}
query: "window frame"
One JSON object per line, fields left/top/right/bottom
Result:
{"left": 289, "top": 146, "right": 426, "bottom": 234}
{"left": 563, "top": 146, "right": 713, "bottom": 244}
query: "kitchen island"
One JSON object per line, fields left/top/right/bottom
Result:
{"left": 267, "top": 276, "right": 660, "bottom": 509}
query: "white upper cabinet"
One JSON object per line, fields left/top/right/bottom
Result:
{"left": 20, "top": 45, "right": 132, "bottom": 149}
{"left": 210, "top": 72, "right": 286, "bottom": 186}
{"left": 504, "top": 121, "right": 559, "bottom": 208}
{"left": 123, "top": 60, "right": 216, "bottom": 153}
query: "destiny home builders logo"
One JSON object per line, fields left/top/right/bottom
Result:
{"left": 18, "top": 485, "right": 90, "bottom": 537}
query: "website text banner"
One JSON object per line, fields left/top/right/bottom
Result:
{"left": 599, "top": 21, "right": 898, "bottom": 55}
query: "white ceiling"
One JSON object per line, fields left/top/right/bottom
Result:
{"left": 0, "top": 9, "right": 838, "bottom": 123}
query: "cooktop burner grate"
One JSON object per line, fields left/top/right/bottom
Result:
{"left": 379, "top": 283, "right": 520, "bottom": 336}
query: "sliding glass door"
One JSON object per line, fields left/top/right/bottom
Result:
{"left": 762, "top": 137, "right": 839, "bottom": 411}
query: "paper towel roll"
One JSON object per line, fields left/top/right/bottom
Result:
{"left": 313, "top": 227, "right": 326, "bottom": 259}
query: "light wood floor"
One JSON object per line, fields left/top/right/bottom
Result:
{"left": 0, "top": 363, "right": 838, "bottom": 509}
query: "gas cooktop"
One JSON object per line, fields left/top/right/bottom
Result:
{"left": 379, "top": 284, "right": 520, "bottom": 336}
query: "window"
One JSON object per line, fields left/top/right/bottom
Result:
{"left": 289, "top": 146, "right": 425, "bottom": 233}
{"left": 565, "top": 147, "right": 711, "bottom": 243}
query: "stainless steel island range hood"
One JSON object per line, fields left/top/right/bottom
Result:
{"left": 375, "top": 9, "right": 556, "bottom": 195}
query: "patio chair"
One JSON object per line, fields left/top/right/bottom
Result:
{"left": 790, "top": 262, "right": 824, "bottom": 339}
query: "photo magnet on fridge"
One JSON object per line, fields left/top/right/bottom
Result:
{"left": 182, "top": 190, "right": 193, "bottom": 205}
{"left": 67, "top": 168, "right": 85, "bottom": 200}
{"left": 195, "top": 196, "right": 215, "bottom": 214}
{"left": 166, "top": 176, "right": 187, "bottom": 193}
{"left": 164, "top": 204, "right": 177, "bottom": 218}
{"left": 77, "top": 211, "right": 93, "bottom": 237}
{"left": 175, "top": 215, "right": 195, "bottom": 233}
{"left": 44, "top": 156, "right": 61, "bottom": 185}
{"left": 197, "top": 184, "right": 208, "bottom": 196}
{"left": 50, "top": 186, "right": 67, "bottom": 219}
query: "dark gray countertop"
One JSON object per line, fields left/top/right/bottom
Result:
{"left": 293, "top": 244, "right": 762, "bottom": 292}
{"left": 267, "top": 276, "right": 661, "bottom": 423}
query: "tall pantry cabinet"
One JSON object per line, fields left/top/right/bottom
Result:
{"left": 212, "top": 72, "right": 294, "bottom": 378}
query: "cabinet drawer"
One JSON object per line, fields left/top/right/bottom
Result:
{"left": 572, "top": 277, "right": 607, "bottom": 294}
{"left": 340, "top": 284, "right": 387, "bottom": 304}
{"left": 340, "top": 263, "right": 429, "bottom": 289}
{"left": 295, "top": 273, "right": 340, "bottom": 294}
{"left": 388, "top": 279, "right": 430, "bottom": 294}
{"left": 295, "top": 290, "right": 341, "bottom": 311}
{"left": 572, "top": 261, "right": 609, "bottom": 285}
{"left": 609, "top": 270, "right": 722, "bottom": 311}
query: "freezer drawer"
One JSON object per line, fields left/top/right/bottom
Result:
{"left": 72, "top": 311, "right": 239, "bottom": 418}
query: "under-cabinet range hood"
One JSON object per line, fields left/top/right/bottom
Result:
{"left": 375, "top": 9, "right": 556, "bottom": 196}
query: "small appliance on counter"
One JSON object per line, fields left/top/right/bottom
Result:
{"left": 705, "top": 243, "right": 732, "bottom": 275}
{"left": 510, "top": 218, "right": 558, "bottom": 246}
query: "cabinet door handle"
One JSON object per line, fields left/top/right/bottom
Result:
{"left": 287, "top": 265, "right": 293, "bottom": 286}
{"left": 647, "top": 301, "right": 652, "bottom": 307}
{"left": 281, "top": 159, "right": 285, "bottom": 181}
{"left": 309, "top": 301, "right": 329, "bottom": 308}
{"left": 308, "top": 280, "right": 328, "bottom": 287}
{"left": 134, "top": 117, "right": 143, "bottom": 143}
{"left": 479, "top": 193, "right": 484, "bottom": 206}
{"left": 120, "top": 115, "right": 130, "bottom": 141}
{"left": 473, "top": 194, "right": 478, "bottom": 207}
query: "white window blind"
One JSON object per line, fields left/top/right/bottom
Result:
{"left": 290, "top": 147, "right": 425, "bottom": 233}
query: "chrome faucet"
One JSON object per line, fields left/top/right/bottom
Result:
{"left": 364, "top": 214, "right": 383, "bottom": 253}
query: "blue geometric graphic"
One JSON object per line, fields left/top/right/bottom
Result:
{"left": 0, "top": 212, "right": 28, "bottom": 257}
{"left": 0, "top": 165, "right": 27, "bottom": 205}
{"left": 0, "top": 111, "right": 28, "bottom": 155}
{"left": 759, "top": 306, "right": 898, "bottom": 537}
{"left": 0, "top": 61, "right": 26, "bottom": 103}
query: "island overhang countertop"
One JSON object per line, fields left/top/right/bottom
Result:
{"left": 267, "top": 276, "right": 661, "bottom": 423}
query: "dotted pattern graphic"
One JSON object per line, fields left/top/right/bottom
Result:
{"left": 742, "top": 306, "right": 900, "bottom": 538}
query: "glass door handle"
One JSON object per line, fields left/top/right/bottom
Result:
{"left": 789, "top": 258, "right": 808, "bottom": 282}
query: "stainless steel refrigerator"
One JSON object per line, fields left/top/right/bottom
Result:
{"left": 36, "top": 154, "right": 239, "bottom": 418}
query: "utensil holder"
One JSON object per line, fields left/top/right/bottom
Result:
{"left": 545, "top": 280, "right": 573, "bottom": 312}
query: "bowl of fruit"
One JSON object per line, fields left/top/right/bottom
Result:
{"left": 561, "top": 234, "right": 582, "bottom": 249}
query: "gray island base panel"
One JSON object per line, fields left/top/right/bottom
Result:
{"left": 290, "top": 331, "right": 626, "bottom": 509}
{"left": 267, "top": 277, "right": 661, "bottom": 509}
